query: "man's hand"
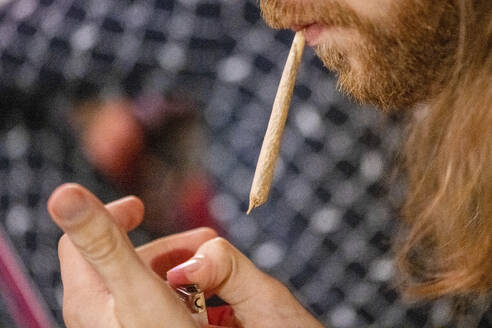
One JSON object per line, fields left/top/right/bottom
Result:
{"left": 49, "top": 183, "right": 324, "bottom": 327}
{"left": 48, "top": 184, "right": 206, "bottom": 328}
{"left": 163, "top": 239, "right": 324, "bottom": 328}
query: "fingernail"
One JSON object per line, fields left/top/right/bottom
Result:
{"left": 51, "top": 186, "right": 90, "bottom": 222}
{"left": 168, "top": 255, "right": 204, "bottom": 274}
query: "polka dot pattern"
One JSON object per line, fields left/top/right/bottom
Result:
{"left": 0, "top": 0, "right": 490, "bottom": 327}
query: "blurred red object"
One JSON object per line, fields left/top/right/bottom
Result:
{"left": 71, "top": 94, "right": 222, "bottom": 237}
{"left": 207, "top": 305, "right": 235, "bottom": 327}
{"left": 82, "top": 100, "right": 145, "bottom": 185}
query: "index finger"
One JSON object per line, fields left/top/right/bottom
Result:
{"left": 138, "top": 227, "right": 218, "bottom": 277}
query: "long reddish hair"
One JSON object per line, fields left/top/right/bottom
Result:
{"left": 398, "top": 0, "right": 492, "bottom": 301}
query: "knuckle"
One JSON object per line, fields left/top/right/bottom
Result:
{"left": 198, "top": 227, "right": 218, "bottom": 237}
{"left": 76, "top": 228, "right": 121, "bottom": 265}
{"left": 206, "top": 237, "right": 232, "bottom": 257}
{"left": 202, "top": 237, "right": 237, "bottom": 284}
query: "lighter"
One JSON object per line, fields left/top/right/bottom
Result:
{"left": 175, "top": 284, "right": 209, "bottom": 327}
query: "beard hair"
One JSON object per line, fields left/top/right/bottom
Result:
{"left": 261, "top": 0, "right": 459, "bottom": 110}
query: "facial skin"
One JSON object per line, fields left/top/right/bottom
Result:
{"left": 260, "top": 0, "right": 459, "bottom": 110}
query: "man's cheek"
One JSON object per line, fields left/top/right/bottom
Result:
{"left": 343, "top": 0, "right": 394, "bottom": 20}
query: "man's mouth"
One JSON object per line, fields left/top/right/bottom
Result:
{"left": 291, "top": 23, "right": 325, "bottom": 46}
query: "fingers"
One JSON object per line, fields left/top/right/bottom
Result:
{"left": 59, "top": 234, "right": 106, "bottom": 295}
{"left": 137, "top": 227, "right": 218, "bottom": 277}
{"left": 167, "top": 237, "right": 324, "bottom": 327}
{"left": 48, "top": 184, "right": 172, "bottom": 303}
{"left": 58, "top": 235, "right": 110, "bottom": 326}
{"left": 166, "top": 237, "right": 271, "bottom": 305}
{"left": 59, "top": 195, "right": 144, "bottom": 299}
{"left": 105, "top": 196, "right": 144, "bottom": 231}
{"left": 50, "top": 184, "right": 201, "bottom": 327}
{"left": 58, "top": 194, "right": 144, "bottom": 325}
{"left": 50, "top": 184, "right": 198, "bottom": 327}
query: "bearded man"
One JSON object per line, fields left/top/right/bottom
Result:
{"left": 262, "top": 0, "right": 492, "bottom": 301}
{"left": 47, "top": 0, "right": 491, "bottom": 327}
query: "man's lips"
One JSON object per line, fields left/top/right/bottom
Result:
{"left": 291, "top": 23, "right": 325, "bottom": 46}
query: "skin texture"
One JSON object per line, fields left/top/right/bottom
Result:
{"left": 49, "top": 184, "right": 324, "bottom": 327}
{"left": 261, "top": 0, "right": 492, "bottom": 305}
{"left": 49, "top": 185, "right": 199, "bottom": 328}
{"left": 261, "top": 0, "right": 458, "bottom": 110}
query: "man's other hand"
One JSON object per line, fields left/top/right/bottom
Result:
{"left": 48, "top": 184, "right": 205, "bottom": 328}
{"left": 48, "top": 183, "right": 323, "bottom": 327}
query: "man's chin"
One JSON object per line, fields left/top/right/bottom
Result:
{"left": 330, "top": 70, "right": 414, "bottom": 112}
{"left": 314, "top": 51, "right": 416, "bottom": 111}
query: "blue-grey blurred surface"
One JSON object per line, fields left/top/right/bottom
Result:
{"left": 0, "top": 0, "right": 490, "bottom": 327}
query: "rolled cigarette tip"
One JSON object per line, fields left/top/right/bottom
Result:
{"left": 247, "top": 205, "right": 253, "bottom": 215}
{"left": 247, "top": 31, "right": 305, "bottom": 214}
{"left": 246, "top": 201, "right": 256, "bottom": 215}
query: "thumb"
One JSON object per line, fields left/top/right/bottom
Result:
{"left": 49, "top": 183, "right": 196, "bottom": 328}
{"left": 167, "top": 237, "right": 276, "bottom": 305}
{"left": 166, "top": 237, "right": 321, "bottom": 327}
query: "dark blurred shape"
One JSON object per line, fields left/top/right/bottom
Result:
{"left": 71, "top": 92, "right": 222, "bottom": 237}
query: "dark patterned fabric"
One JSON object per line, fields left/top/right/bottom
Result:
{"left": 0, "top": 287, "right": 15, "bottom": 327}
{"left": 0, "top": 0, "right": 490, "bottom": 327}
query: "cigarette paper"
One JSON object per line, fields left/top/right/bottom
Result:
{"left": 247, "top": 31, "right": 305, "bottom": 214}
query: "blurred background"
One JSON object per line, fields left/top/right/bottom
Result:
{"left": 0, "top": 0, "right": 489, "bottom": 327}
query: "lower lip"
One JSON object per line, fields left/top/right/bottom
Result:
{"left": 303, "top": 24, "right": 325, "bottom": 46}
